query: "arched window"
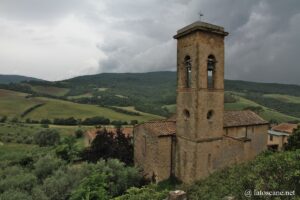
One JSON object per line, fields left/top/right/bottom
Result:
{"left": 184, "top": 55, "right": 192, "bottom": 88}
{"left": 207, "top": 55, "right": 216, "bottom": 89}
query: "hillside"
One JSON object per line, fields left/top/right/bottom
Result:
{"left": 1, "top": 71, "right": 300, "bottom": 122}
{"left": 0, "top": 74, "right": 43, "bottom": 84}
{"left": 0, "top": 89, "right": 162, "bottom": 122}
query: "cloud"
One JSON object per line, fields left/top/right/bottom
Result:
{"left": 0, "top": 0, "right": 299, "bottom": 84}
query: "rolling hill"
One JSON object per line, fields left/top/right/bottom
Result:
{"left": 1, "top": 71, "right": 300, "bottom": 123}
{"left": 0, "top": 89, "right": 162, "bottom": 122}
{"left": 0, "top": 74, "right": 43, "bottom": 84}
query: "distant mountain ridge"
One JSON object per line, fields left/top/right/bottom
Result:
{"left": 0, "top": 71, "right": 300, "bottom": 122}
{"left": 0, "top": 74, "right": 44, "bottom": 84}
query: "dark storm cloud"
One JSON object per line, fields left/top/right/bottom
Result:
{"left": 0, "top": 0, "right": 299, "bottom": 84}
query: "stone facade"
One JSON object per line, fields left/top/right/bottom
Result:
{"left": 133, "top": 21, "right": 269, "bottom": 183}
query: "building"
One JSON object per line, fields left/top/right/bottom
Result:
{"left": 268, "top": 123, "right": 298, "bottom": 150}
{"left": 133, "top": 21, "right": 269, "bottom": 183}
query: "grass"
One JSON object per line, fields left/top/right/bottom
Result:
{"left": 115, "top": 106, "right": 164, "bottom": 120}
{"left": 0, "top": 123, "right": 89, "bottom": 148}
{"left": 0, "top": 142, "right": 37, "bottom": 161}
{"left": 163, "top": 94, "right": 300, "bottom": 123}
{"left": 162, "top": 104, "right": 176, "bottom": 113}
{"left": 67, "top": 93, "right": 93, "bottom": 99}
{"left": 0, "top": 89, "right": 43, "bottom": 118}
{"left": 225, "top": 95, "right": 300, "bottom": 122}
{"left": 30, "top": 85, "right": 70, "bottom": 97}
{"left": 263, "top": 94, "right": 300, "bottom": 104}
{"left": 0, "top": 89, "right": 162, "bottom": 122}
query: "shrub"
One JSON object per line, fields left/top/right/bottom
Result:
{"left": 34, "top": 155, "right": 64, "bottom": 180}
{"left": 34, "top": 129, "right": 60, "bottom": 146}
{"left": 71, "top": 159, "right": 142, "bottom": 200}
{"left": 74, "top": 129, "right": 84, "bottom": 138}
{"left": 285, "top": 125, "right": 300, "bottom": 151}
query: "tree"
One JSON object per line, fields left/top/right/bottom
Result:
{"left": 70, "top": 159, "right": 141, "bottom": 200}
{"left": 285, "top": 125, "right": 300, "bottom": 151}
{"left": 55, "top": 136, "right": 80, "bottom": 162}
{"left": 74, "top": 129, "right": 84, "bottom": 138}
{"left": 34, "top": 129, "right": 60, "bottom": 146}
{"left": 82, "top": 129, "right": 133, "bottom": 164}
{"left": 0, "top": 116, "right": 7, "bottom": 123}
{"left": 34, "top": 155, "right": 64, "bottom": 180}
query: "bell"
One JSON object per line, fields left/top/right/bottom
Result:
{"left": 207, "top": 59, "right": 215, "bottom": 71}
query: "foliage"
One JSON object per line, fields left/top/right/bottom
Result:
{"left": 74, "top": 129, "right": 84, "bottom": 138}
{"left": 55, "top": 136, "right": 80, "bottom": 162}
{"left": 53, "top": 117, "right": 78, "bottom": 125}
{"left": 285, "top": 126, "right": 300, "bottom": 151}
{"left": 34, "top": 129, "right": 60, "bottom": 146}
{"left": 71, "top": 159, "right": 142, "bottom": 200}
{"left": 115, "top": 185, "right": 169, "bottom": 200}
{"left": 82, "top": 128, "right": 133, "bottom": 165}
{"left": 243, "top": 106, "right": 264, "bottom": 114}
{"left": 185, "top": 150, "right": 300, "bottom": 200}
{"left": 33, "top": 155, "right": 64, "bottom": 180}
{"left": 81, "top": 116, "right": 110, "bottom": 125}
{"left": 21, "top": 103, "right": 45, "bottom": 118}
{"left": 0, "top": 116, "right": 7, "bottom": 123}
{"left": 246, "top": 93, "right": 300, "bottom": 118}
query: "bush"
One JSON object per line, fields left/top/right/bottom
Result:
{"left": 34, "top": 129, "right": 60, "bottom": 146}
{"left": 71, "top": 159, "right": 142, "bottom": 200}
{"left": 81, "top": 116, "right": 110, "bottom": 125}
{"left": 41, "top": 124, "right": 49, "bottom": 128}
{"left": 53, "top": 117, "right": 78, "bottom": 125}
{"left": 0, "top": 116, "right": 7, "bottom": 123}
{"left": 285, "top": 125, "right": 300, "bottom": 151}
{"left": 74, "top": 129, "right": 84, "bottom": 138}
{"left": 0, "top": 189, "right": 32, "bottom": 200}
{"left": 82, "top": 128, "right": 133, "bottom": 164}
{"left": 34, "top": 155, "right": 64, "bottom": 180}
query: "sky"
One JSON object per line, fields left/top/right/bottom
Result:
{"left": 0, "top": 0, "right": 299, "bottom": 84}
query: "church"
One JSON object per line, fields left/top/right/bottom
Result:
{"left": 133, "top": 21, "right": 269, "bottom": 183}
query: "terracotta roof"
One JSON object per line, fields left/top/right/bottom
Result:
{"left": 224, "top": 110, "right": 268, "bottom": 128}
{"left": 138, "top": 120, "right": 176, "bottom": 136}
{"left": 135, "top": 110, "right": 268, "bottom": 136}
{"left": 272, "top": 123, "right": 298, "bottom": 134}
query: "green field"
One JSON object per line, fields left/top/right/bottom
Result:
{"left": 264, "top": 94, "right": 300, "bottom": 104}
{"left": 67, "top": 93, "right": 93, "bottom": 99}
{"left": 163, "top": 93, "right": 300, "bottom": 123}
{"left": 0, "top": 89, "right": 43, "bottom": 117}
{"left": 0, "top": 89, "right": 162, "bottom": 122}
{"left": 30, "top": 85, "right": 70, "bottom": 96}
{"left": 225, "top": 95, "right": 300, "bottom": 122}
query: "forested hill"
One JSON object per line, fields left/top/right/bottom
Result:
{"left": 1, "top": 71, "right": 300, "bottom": 121}
{"left": 0, "top": 74, "right": 43, "bottom": 84}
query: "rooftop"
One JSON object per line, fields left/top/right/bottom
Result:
{"left": 271, "top": 123, "right": 298, "bottom": 134}
{"left": 174, "top": 21, "right": 228, "bottom": 39}
{"left": 136, "top": 110, "right": 268, "bottom": 136}
{"left": 224, "top": 110, "right": 268, "bottom": 128}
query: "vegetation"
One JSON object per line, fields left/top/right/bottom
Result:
{"left": 285, "top": 125, "right": 300, "bottom": 151}
{"left": 82, "top": 128, "right": 133, "bottom": 165}
{"left": 34, "top": 129, "right": 60, "bottom": 147}
{"left": 0, "top": 89, "right": 162, "bottom": 122}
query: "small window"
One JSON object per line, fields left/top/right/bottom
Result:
{"left": 207, "top": 55, "right": 216, "bottom": 89}
{"left": 207, "top": 110, "right": 214, "bottom": 120}
{"left": 183, "top": 109, "right": 190, "bottom": 120}
{"left": 184, "top": 55, "right": 192, "bottom": 88}
{"left": 270, "top": 135, "right": 273, "bottom": 141}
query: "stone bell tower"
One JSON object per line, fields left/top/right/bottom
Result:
{"left": 173, "top": 21, "right": 228, "bottom": 183}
